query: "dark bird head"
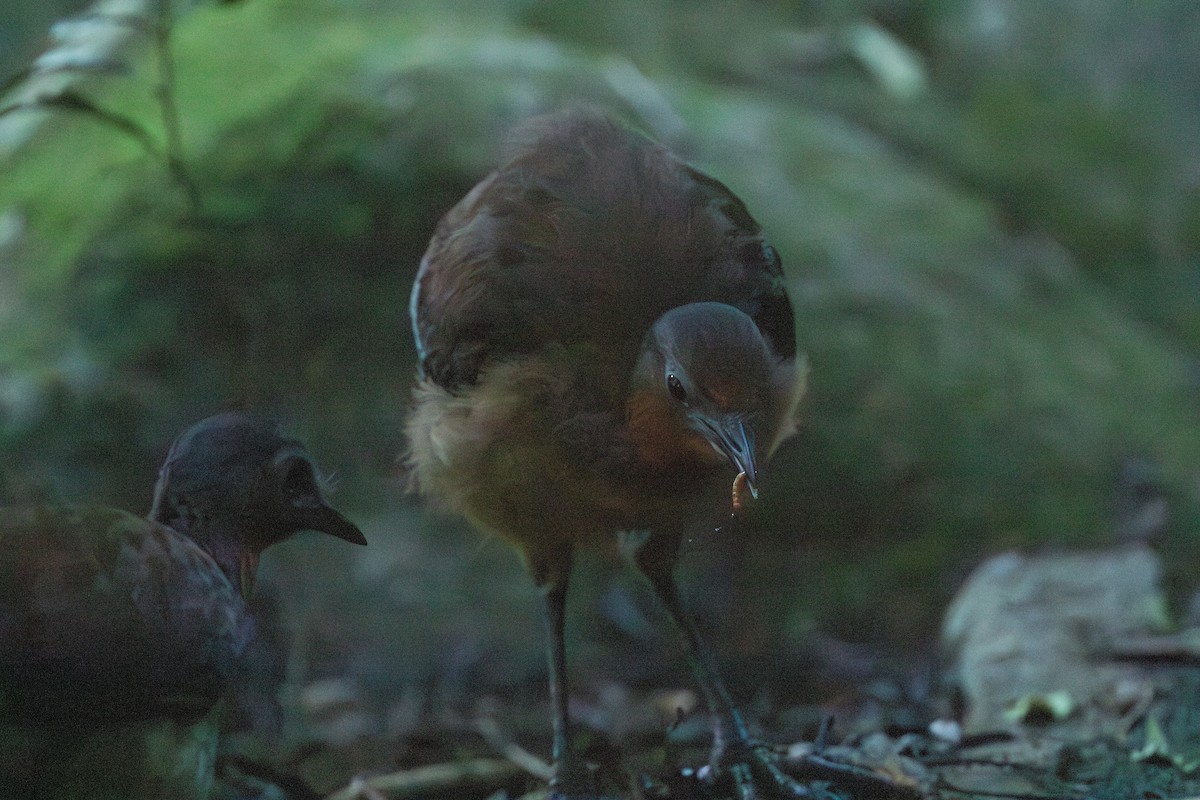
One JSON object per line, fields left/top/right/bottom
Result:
{"left": 149, "top": 412, "right": 367, "bottom": 597}
{"left": 631, "top": 302, "right": 802, "bottom": 498}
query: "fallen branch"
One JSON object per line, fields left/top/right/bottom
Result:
{"left": 325, "top": 758, "right": 523, "bottom": 800}
{"left": 473, "top": 716, "right": 554, "bottom": 780}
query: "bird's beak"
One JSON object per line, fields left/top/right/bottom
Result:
{"left": 298, "top": 502, "right": 369, "bottom": 547}
{"left": 695, "top": 415, "right": 759, "bottom": 499}
{"left": 239, "top": 506, "right": 365, "bottom": 601}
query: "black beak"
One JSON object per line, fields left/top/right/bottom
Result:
{"left": 299, "top": 502, "right": 368, "bottom": 546}
{"left": 240, "top": 506, "right": 364, "bottom": 600}
{"left": 695, "top": 415, "right": 759, "bottom": 499}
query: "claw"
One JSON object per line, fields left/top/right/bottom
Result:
{"left": 729, "top": 761, "right": 757, "bottom": 800}
{"left": 706, "top": 741, "right": 818, "bottom": 799}
{"left": 752, "top": 749, "right": 811, "bottom": 797}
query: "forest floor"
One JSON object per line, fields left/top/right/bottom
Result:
{"left": 218, "top": 542, "right": 1200, "bottom": 800}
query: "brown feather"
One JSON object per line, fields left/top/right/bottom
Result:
{"left": 407, "top": 111, "right": 804, "bottom": 581}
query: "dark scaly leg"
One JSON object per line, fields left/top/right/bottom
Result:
{"left": 632, "top": 530, "right": 815, "bottom": 799}
{"left": 534, "top": 547, "right": 609, "bottom": 799}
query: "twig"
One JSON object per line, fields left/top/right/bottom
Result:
{"left": 324, "top": 758, "right": 522, "bottom": 800}
{"left": 0, "top": 91, "right": 160, "bottom": 155}
{"left": 933, "top": 776, "right": 1085, "bottom": 800}
{"left": 473, "top": 716, "right": 555, "bottom": 780}
{"left": 921, "top": 756, "right": 1047, "bottom": 770}
{"left": 789, "top": 751, "right": 923, "bottom": 800}
{"left": 1, "top": 0, "right": 200, "bottom": 210}
{"left": 0, "top": 0, "right": 155, "bottom": 156}
{"left": 149, "top": 0, "right": 200, "bottom": 211}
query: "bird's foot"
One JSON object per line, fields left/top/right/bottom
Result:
{"left": 699, "top": 738, "right": 921, "bottom": 800}
{"left": 703, "top": 740, "right": 822, "bottom": 800}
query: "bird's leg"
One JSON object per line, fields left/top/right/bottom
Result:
{"left": 633, "top": 532, "right": 814, "bottom": 799}
{"left": 536, "top": 558, "right": 598, "bottom": 799}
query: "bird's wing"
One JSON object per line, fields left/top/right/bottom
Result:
{"left": 409, "top": 112, "right": 797, "bottom": 393}
{"left": 0, "top": 506, "right": 250, "bottom": 722}
{"left": 681, "top": 164, "right": 797, "bottom": 363}
{"left": 409, "top": 170, "right": 505, "bottom": 391}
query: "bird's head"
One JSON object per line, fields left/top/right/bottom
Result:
{"left": 149, "top": 412, "right": 367, "bottom": 597}
{"left": 631, "top": 302, "right": 799, "bottom": 500}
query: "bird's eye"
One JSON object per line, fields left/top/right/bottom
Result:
{"left": 667, "top": 374, "right": 688, "bottom": 404}
{"left": 280, "top": 458, "right": 317, "bottom": 498}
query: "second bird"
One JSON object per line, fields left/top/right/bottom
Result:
{"left": 407, "top": 111, "right": 806, "bottom": 799}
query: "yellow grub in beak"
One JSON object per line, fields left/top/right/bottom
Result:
{"left": 732, "top": 471, "right": 755, "bottom": 514}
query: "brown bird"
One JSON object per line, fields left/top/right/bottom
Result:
{"left": 407, "top": 112, "right": 806, "bottom": 798}
{"left": 0, "top": 413, "right": 366, "bottom": 799}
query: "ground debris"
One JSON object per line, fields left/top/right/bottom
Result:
{"left": 929, "top": 542, "right": 1200, "bottom": 800}
{"left": 213, "top": 542, "right": 1200, "bottom": 800}
{"left": 324, "top": 758, "right": 525, "bottom": 800}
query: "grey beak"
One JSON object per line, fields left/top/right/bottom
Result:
{"left": 697, "top": 415, "right": 759, "bottom": 499}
